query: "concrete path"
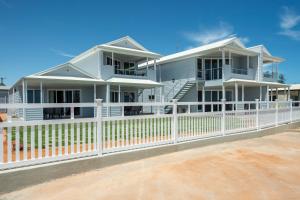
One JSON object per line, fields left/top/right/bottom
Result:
{"left": 1, "top": 128, "right": 300, "bottom": 200}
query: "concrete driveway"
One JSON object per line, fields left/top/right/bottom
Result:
{"left": 1, "top": 128, "right": 300, "bottom": 200}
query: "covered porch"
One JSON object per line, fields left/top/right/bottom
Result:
{"left": 10, "top": 76, "right": 105, "bottom": 120}
{"left": 105, "top": 77, "right": 163, "bottom": 116}
{"left": 9, "top": 75, "right": 163, "bottom": 120}
{"left": 197, "top": 79, "right": 290, "bottom": 112}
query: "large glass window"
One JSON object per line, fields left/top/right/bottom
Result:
{"left": 27, "top": 90, "right": 34, "bottom": 103}
{"left": 110, "top": 91, "right": 119, "bottom": 103}
{"left": 197, "top": 59, "right": 203, "bottom": 79}
{"left": 48, "top": 90, "right": 56, "bottom": 103}
{"left": 205, "top": 59, "right": 211, "bottom": 80}
{"left": 47, "top": 90, "right": 81, "bottom": 116}
{"left": 27, "top": 90, "right": 41, "bottom": 103}
{"left": 124, "top": 62, "right": 135, "bottom": 75}
{"left": 203, "top": 90, "right": 225, "bottom": 112}
{"left": 204, "top": 58, "right": 224, "bottom": 80}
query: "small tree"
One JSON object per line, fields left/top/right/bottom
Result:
{"left": 278, "top": 73, "right": 286, "bottom": 84}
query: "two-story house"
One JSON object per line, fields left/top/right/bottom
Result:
{"left": 9, "top": 36, "right": 162, "bottom": 120}
{"left": 140, "top": 37, "right": 289, "bottom": 112}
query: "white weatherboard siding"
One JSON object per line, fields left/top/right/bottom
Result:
{"left": 72, "top": 51, "right": 100, "bottom": 79}
{"left": 160, "top": 58, "right": 196, "bottom": 81}
{"left": 42, "top": 66, "right": 92, "bottom": 78}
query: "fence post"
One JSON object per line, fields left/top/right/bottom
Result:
{"left": 221, "top": 99, "right": 226, "bottom": 136}
{"left": 0, "top": 127, "right": 3, "bottom": 163}
{"left": 289, "top": 99, "right": 293, "bottom": 123}
{"left": 157, "top": 104, "right": 161, "bottom": 115}
{"left": 96, "top": 99, "right": 103, "bottom": 156}
{"left": 256, "top": 99, "right": 259, "bottom": 130}
{"left": 70, "top": 106, "right": 75, "bottom": 120}
{"left": 172, "top": 99, "right": 178, "bottom": 144}
{"left": 275, "top": 99, "right": 278, "bottom": 127}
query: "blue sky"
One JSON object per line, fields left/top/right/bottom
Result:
{"left": 1, "top": 0, "right": 300, "bottom": 85}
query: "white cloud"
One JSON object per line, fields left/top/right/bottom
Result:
{"left": 183, "top": 22, "right": 249, "bottom": 47}
{"left": 279, "top": 29, "right": 300, "bottom": 40}
{"left": 280, "top": 7, "right": 300, "bottom": 29}
{"left": 238, "top": 37, "right": 250, "bottom": 44}
{"left": 50, "top": 49, "right": 75, "bottom": 58}
{"left": 184, "top": 22, "right": 234, "bottom": 45}
{"left": 279, "top": 6, "right": 300, "bottom": 40}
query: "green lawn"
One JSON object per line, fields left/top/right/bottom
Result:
{"left": 6, "top": 115, "right": 251, "bottom": 149}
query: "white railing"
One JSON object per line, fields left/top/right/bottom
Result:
{"left": 0, "top": 99, "right": 299, "bottom": 170}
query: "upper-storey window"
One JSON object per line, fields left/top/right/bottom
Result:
{"left": 197, "top": 59, "right": 203, "bottom": 79}
{"left": 124, "top": 62, "right": 135, "bottom": 75}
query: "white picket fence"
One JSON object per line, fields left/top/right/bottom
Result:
{"left": 0, "top": 99, "right": 300, "bottom": 170}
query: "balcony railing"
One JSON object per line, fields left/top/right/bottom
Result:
{"left": 114, "top": 69, "right": 147, "bottom": 76}
{"left": 263, "top": 72, "right": 278, "bottom": 78}
{"left": 231, "top": 68, "right": 248, "bottom": 75}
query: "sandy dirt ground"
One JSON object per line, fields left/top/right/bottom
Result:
{"left": 1, "top": 128, "right": 300, "bottom": 200}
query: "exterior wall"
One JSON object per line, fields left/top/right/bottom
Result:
{"left": 0, "top": 90, "right": 9, "bottom": 103}
{"left": 242, "top": 86, "right": 267, "bottom": 101}
{"left": 72, "top": 52, "right": 100, "bottom": 79}
{"left": 110, "top": 40, "right": 141, "bottom": 50}
{"left": 43, "top": 66, "right": 91, "bottom": 78}
{"left": 159, "top": 58, "right": 196, "bottom": 82}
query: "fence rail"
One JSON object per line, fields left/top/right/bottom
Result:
{"left": 0, "top": 99, "right": 299, "bottom": 170}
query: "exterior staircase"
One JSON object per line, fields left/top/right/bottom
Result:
{"left": 164, "top": 79, "right": 196, "bottom": 113}
{"left": 172, "top": 81, "right": 195, "bottom": 101}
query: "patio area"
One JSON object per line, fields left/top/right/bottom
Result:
{"left": 2, "top": 128, "right": 300, "bottom": 200}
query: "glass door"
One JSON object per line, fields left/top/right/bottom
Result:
{"left": 65, "top": 90, "right": 72, "bottom": 116}
{"left": 205, "top": 59, "right": 211, "bottom": 80}
{"left": 212, "top": 59, "right": 218, "bottom": 80}
{"left": 73, "top": 90, "right": 80, "bottom": 116}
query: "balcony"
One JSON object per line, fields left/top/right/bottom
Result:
{"left": 224, "top": 65, "right": 255, "bottom": 81}
{"left": 114, "top": 68, "right": 147, "bottom": 77}
{"left": 102, "top": 65, "right": 155, "bottom": 80}
{"left": 263, "top": 71, "right": 278, "bottom": 82}
{"left": 231, "top": 68, "right": 248, "bottom": 75}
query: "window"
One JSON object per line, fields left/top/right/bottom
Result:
{"left": 124, "top": 92, "right": 135, "bottom": 102}
{"left": 115, "top": 60, "right": 121, "bottom": 68}
{"left": 48, "top": 90, "right": 56, "bottom": 103}
{"left": 124, "top": 62, "right": 135, "bottom": 75}
{"left": 148, "top": 95, "right": 155, "bottom": 101}
{"left": 110, "top": 91, "right": 119, "bottom": 103}
{"left": 197, "top": 59, "right": 203, "bottom": 79}
{"left": 114, "top": 60, "right": 121, "bottom": 74}
{"left": 106, "top": 56, "right": 112, "bottom": 66}
{"left": 225, "top": 59, "right": 230, "bottom": 65}
{"left": 27, "top": 90, "right": 41, "bottom": 103}
{"left": 47, "top": 90, "right": 80, "bottom": 103}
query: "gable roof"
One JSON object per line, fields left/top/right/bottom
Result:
{"left": 139, "top": 37, "right": 254, "bottom": 67}
{"left": 70, "top": 36, "right": 161, "bottom": 64}
{"left": 105, "top": 36, "right": 149, "bottom": 51}
{"left": 32, "top": 63, "right": 97, "bottom": 79}
{"left": 247, "top": 45, "right": 284, "bottom": 63}
{"left": 247, "top": 45, "right": 271, "bottom": 56}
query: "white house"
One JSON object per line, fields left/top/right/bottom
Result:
{"left": 9, "top": 36, "right": 162, "bottom": 120}
{"left": 140, "top": 37, "right": 289, "bottom": 111}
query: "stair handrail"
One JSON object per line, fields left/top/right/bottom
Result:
{"left": 165, "top": 79, "right": 191, "bottom": 102}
